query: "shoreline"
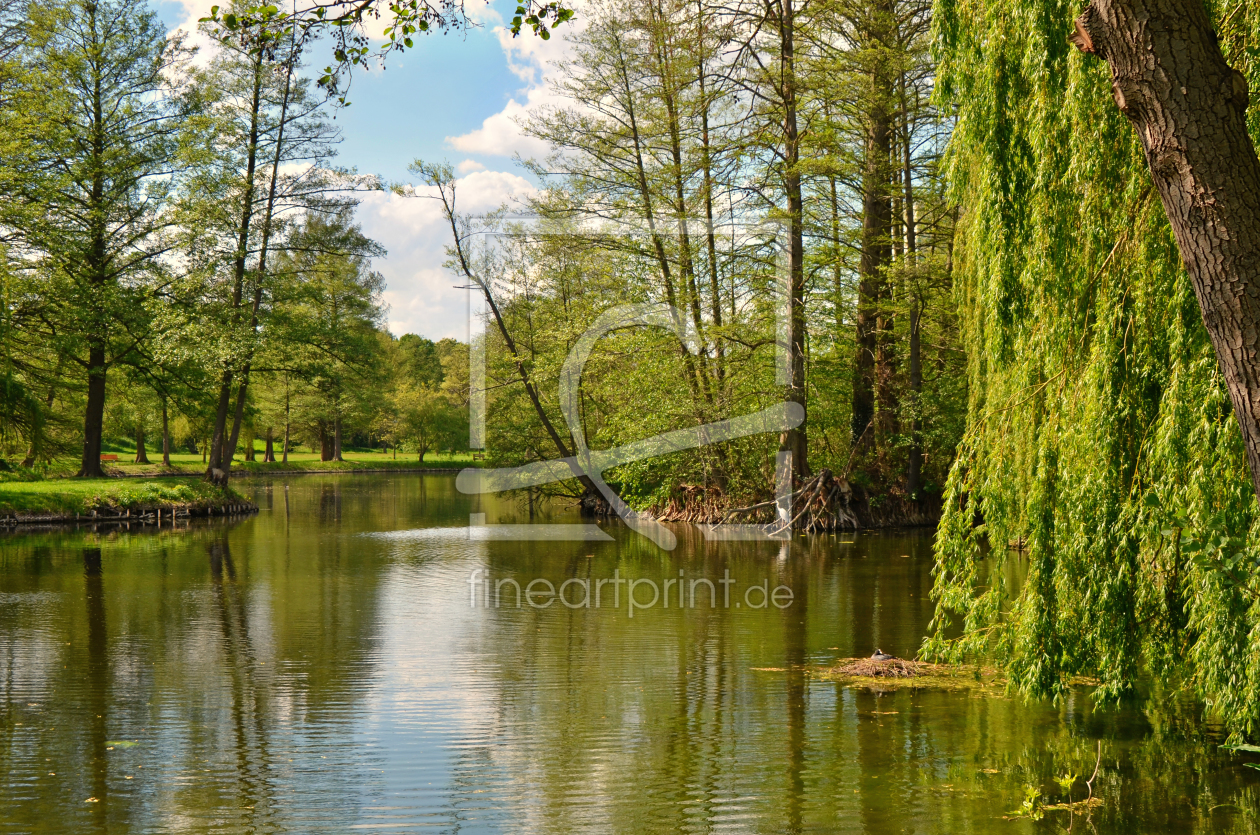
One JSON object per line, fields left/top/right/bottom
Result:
{"left": 0, "top": 477, "right": 258, "bottom": 529}
{"left": 96, "top": 466, "right": 469, "bottom": 478}
{"left": 0, "top": 501, "right": 259, "bottom": 531}
{"left": 0, "top": 465, "right": 470, "bottom": 528}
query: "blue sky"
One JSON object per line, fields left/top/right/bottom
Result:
{"left": 335, "top": 23, "right": 518, "bottom": 184}
{"left": 163, "top": 0, "right": 565, "bottom": 339}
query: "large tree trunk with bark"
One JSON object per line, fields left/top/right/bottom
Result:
{"left": 77, "top": 342, "right": 107, "bottom": 477}
{"left": 1071, "top": 0, "right": 1260, "bottom": 500}
{"left": 134, "top": 426, "right": 149, "bottom": 464}
{"left": 320, "top": 422, "right": 332, "bottom": 461}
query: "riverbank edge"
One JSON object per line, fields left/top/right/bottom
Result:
{"left": 0, "top": 499, "right": 259, "bottom": 529}
{"left": 0, "top": 465, "right": 473, "bottom": 527}
{"left": 105, "top": 466, "right": 468, "bottom": 478}
{"left": 0, "top": 478, "right": 259, "bottom": 529}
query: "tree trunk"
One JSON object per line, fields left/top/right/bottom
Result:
{"left": 777, "top": 0, "right": 810, "bottom": 481}
{"left": 206, "top": 52, "right": 265, "bottom": 483}
{"left": 333, "top": 415, "right": 343, "bottom": 461}
{"left": 207, "top": 372, "right": 234, "bottom": 478}
{"left": 134, "top": 426, "right": 149, "bottom": 464}
{"left": 697, "top": 2, "right": 724, "bottom": 386}
{"left": 77, "top": 341, "right": 107, "bottom": 477}
{"left": 161, "top": 397, "right": 171, "bottom": 468}
{"left": 615, "top": 35, "right": 706, "bottom": 408}
{"left": 853, "top": 84, "right": 892, "bottom": 448}
{"left": 243, "top": 420, "right": 255, "bottom": 462}
{"left": 224, "top": 379, "right": 250, "bottom": 474}
{"left": 436, "top": 171, "right": 607, "bottom": 505}
{"left": 219, "top": 52, "right": 294, "bottom": 481}
{"left": 1071, "top": 0, "right": 1260, "bottom": 500}
{"left": 320, "top": 423, "right": 331, "bottom": 461}
{"left": 907, "top": 303, "right": 923, "bottom": 496}
{"left": 902, "top": 66, "right": 922, "bottom": 497}
{"left": 263, "top": 426, "right": 275, "bottom": 462}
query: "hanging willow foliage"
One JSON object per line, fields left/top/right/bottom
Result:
{"left": 924, "top": 0, "right": 1260, "bottom": 738}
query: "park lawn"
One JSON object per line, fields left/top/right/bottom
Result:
{"left": 34, "top": 450, "right": 478, "bottom": 479}
{"left": 0, "top": 477, "right": 243, "bottom": 516}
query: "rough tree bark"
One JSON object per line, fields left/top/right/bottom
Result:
{"left": 1070, "top": 0, "right": 1260, "bottom": 500}
{"left": 133, "top": 426, "right": 149, "bottom": 464}
{"left": 853, "top": 75, "right": 892, "bottom": 447}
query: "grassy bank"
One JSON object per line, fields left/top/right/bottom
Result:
{"left": 13, "top": 450, "right": 476, "bottom": 479}
{"left": 0, "top": 477, "right": 247, "bottom": 517}
{"left": 0, "top": 450, "right": 475, "bottom": 518}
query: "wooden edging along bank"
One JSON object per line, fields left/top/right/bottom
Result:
{"left": 0, "top": 501, "right": 260, "bottom": 530}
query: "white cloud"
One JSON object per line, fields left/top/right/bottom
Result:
{"left": 164, "top": 0, "right": 221, "bottom": 65}
{"left": 457, "top": 159, "right": 487, "bottom": 174}
{"left": 444, "top": 14, "right": 583, "bottom": 159}
{"left": 445, "top": 93, "right": 553, "bottom": 159}
{"left": 358, "top": 171, "right": 537, "bottom": 339}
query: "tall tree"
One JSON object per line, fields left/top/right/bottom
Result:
{"left": 183, "top": 9, "right": 363, "bottom": 482}
{"left": 7, "top": 0, "right": 186, "bottom": 477}
{"left": 732, "top": 0, "right": 812, "bottom": 482}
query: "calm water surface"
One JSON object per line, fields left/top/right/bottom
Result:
{"left": 0, "top": 474, "right": 1257, "bottom": 833}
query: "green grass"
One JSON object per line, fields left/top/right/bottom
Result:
{"left": 28, "top": 449, "right": 477, "bottom": 479}
{"left": 0, "top": 477, "right": 244, "bottom": 516}
{"left": 0, "top": 447, "right": 476, "bottom": 515}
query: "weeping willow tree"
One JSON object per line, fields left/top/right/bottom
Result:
{"left": 924, "top": 0, "right": 1260, "bottom": 738}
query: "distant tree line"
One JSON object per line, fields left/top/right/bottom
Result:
{"left": 0, "top": 0, "right": 464, "bottom": 475}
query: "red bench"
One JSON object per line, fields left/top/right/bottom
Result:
{"left": 100, "top": 454, "right": 118, "bottom": 462}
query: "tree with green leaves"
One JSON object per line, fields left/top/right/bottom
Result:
{"left": 266, "top": 210, "right": 387, "bottom": 461}
{"left": 179, "top": 7, "right": 373, "bottom": 482}
{"left": 3, "top": 0, "right": 188, "bottom": 477}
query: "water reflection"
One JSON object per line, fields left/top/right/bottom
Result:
{"left": 0, "top": 475, "right": 1255, "bottom": 833}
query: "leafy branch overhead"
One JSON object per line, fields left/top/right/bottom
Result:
{"left": 199, "top": 0, "right": 574, "bottom": 103}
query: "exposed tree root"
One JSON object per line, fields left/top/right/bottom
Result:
{"left": 649, "top": 468, "right": 940, "bottom": 531}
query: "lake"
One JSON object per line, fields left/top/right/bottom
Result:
{"left": 0, "top": 474, "right": 1256, "bottom": 833}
